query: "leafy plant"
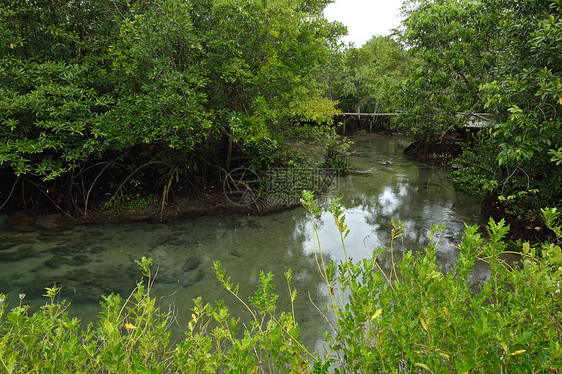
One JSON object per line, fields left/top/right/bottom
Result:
{"left": 302, "top": 193, "right": 562, "bottom": 373}
{"left": 320, "top": 129, "right": 352, "bottom": 173}
{"left": 450, "top": 137, "right": 499, "bottom": 197}
{"left": 1, "top": 197, "right": 561, "bottom": 372}
{"left": 103, "top": 194, "right": 160, "bottom": 212}
{"left": 0, "top": 0, "right": 345, "bottom": 215}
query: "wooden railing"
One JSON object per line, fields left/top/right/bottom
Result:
{"left": 334, "top": 112, "right": 493, "bottom": 133}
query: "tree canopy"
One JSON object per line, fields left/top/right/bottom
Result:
{"left": 399, "top": 0, "right": 561, "bottom": 222}
{"left": 0, "top": 0, "right": 344, "bottom": 214}
{"left": 1, "top": 0, "right": 560, "bottom": 222}
{"left": 324, "top": 0, "right": 560, "bottom": 225}
{"left": 326, "top": 35, "right": 408, "bottom": 114}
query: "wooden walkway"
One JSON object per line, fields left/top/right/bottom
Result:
{"left": 337, "top": 112, "right": 399, "bottom": 117}
{"left": 335, "top": 112, "right": 493, "bottom": 129}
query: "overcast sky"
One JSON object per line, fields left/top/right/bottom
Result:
{"left": 324, "top": 0, "right": 404, "bottom": 47}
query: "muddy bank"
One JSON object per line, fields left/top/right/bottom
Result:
{"left": 403, "top": 139, "right": 463, "bottom": 166}
{"left": 4, "top": 190, "right": 298, "bottom": 233}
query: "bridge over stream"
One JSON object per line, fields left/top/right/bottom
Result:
{"left": 335, "top": 112, "right": 493, "bottom": 136}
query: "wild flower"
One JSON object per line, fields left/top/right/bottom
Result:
{"left": 19, "top": 293, "right": 26, "bottom": 299}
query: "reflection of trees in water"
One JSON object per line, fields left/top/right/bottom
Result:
{"left": 353, "top": 135, "right": 412, "bottom": 157}
{"left": 339, "top": 155, "right": 472, "bottom": 274}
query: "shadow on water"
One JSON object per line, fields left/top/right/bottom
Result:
{"left": 0, "top": 134, "right": 483, "bottom": 349}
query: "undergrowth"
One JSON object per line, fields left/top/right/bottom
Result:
{"left": 0, "top": 194, "right": 561, "bottom": 372}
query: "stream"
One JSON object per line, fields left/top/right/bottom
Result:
{"left": 0, "top": 134, "right": 483, "bottom": 349}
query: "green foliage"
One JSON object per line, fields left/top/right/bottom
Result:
{"left": 107, "top": 0, "right": 341, "bottom": 151}
{"left": 1, "top": 201, "right": 562, "bottom": 372}
{"left": 319, "top": 130, "right": 352, "bottom": 173}
{"left": 543, "top": 207, "right": 562, "bottom": 242}
{"left": 326, "top": 35, "right": 408, "bottom": 115}
{"left": 0, "top": 256, "right": 311, "bottom": 373}
{"left": 0, "top": 0, "right": 344, "bottom": 214}
{"left": 0, "top": 257, "right": 171, "bottom": 373}
{"left": 400, "top": 0, "right": 561, "bottom": 215}
{"left": 305, "top": 197, "right": 562, "bottom": 373}
{"left": 0, "top": 0, "right": 119, "bottom": 181}
{"left": 105, "top": 0, "right": 210, "bottom": 152}
{"left": 448, "top": 0, "right": 562, "bottom": 215}
{"left": 451, "top": 138, "right": 499, "bottom": 196}
{"left": 396, "top": 0, "right": 497, "bottom": 140}
{"left": 475, "top": 0, "right": 562, "bottom": 212}
{"left": 103, "top": 194, "right": 159, "bottom": 212}
{"left": 0, "top": 60, "right": 105, "bottom": 180}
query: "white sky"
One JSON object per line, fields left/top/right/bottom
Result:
{"left": 324, "top": 0, "right": 404, "bottom": 47}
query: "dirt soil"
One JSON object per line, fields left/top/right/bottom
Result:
{"left": 4, "top": 190, "right": 297, "bottom": 233}
{"left": 403, "top": 139, "right": 463, "bottom": 166}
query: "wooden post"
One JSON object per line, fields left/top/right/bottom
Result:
{"left": 356, "top": 106, "right": 360, "bottom": 134}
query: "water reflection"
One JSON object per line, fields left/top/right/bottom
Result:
{"left": 0, "top": 134, "right": 483, "bottom": 349}
{"left": 298, "top": 135, "right": 482, "bottom": 278}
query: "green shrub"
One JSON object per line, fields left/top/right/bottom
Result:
{"left": 0, "top": 257, "right": 311, "bottom": 373}
{"left": 321, "top": 130, "right": 352, "bottom": 174}
{"left": 103, "top": 194, "right": 160, "bottom": 212}
{"left": 0, "top": 197, "right": 561, "bottom": 372}
{"left": 450, "top": 138, "right": 499, "bottom": 197}
{"left": 302, "top": 193, "right": 562, "bottom": 373}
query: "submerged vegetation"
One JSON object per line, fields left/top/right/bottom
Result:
{"left": 0, "top": 195, "right": 561, "bottom": 372}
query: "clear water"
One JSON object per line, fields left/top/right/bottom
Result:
{"left": 0, "top": 134, "right": 483, "bottom": 349}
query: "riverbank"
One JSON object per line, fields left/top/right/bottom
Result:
{"left": 0, "top": 134, "right": 485, "bottom": 357}
{"left": 400, "top": 136, "right": 556, "bottom": 243}
{"left": 4, "top": 190, "right": 298, "bottom": 233}
{"left": 403, "top": 138, "right": 463, "bottom": 166}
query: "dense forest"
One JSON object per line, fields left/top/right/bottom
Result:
{"left": 0, "top": 0, "right": 561, "bottom": 372}
{"left": 1, "top": 0, "right": 560, "bottom": 232}
{"left": 330, "top": 0, "right": 561, "bottom": 239}
{"left": 0, "top": 0, "right": 345, "bottom": 218}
